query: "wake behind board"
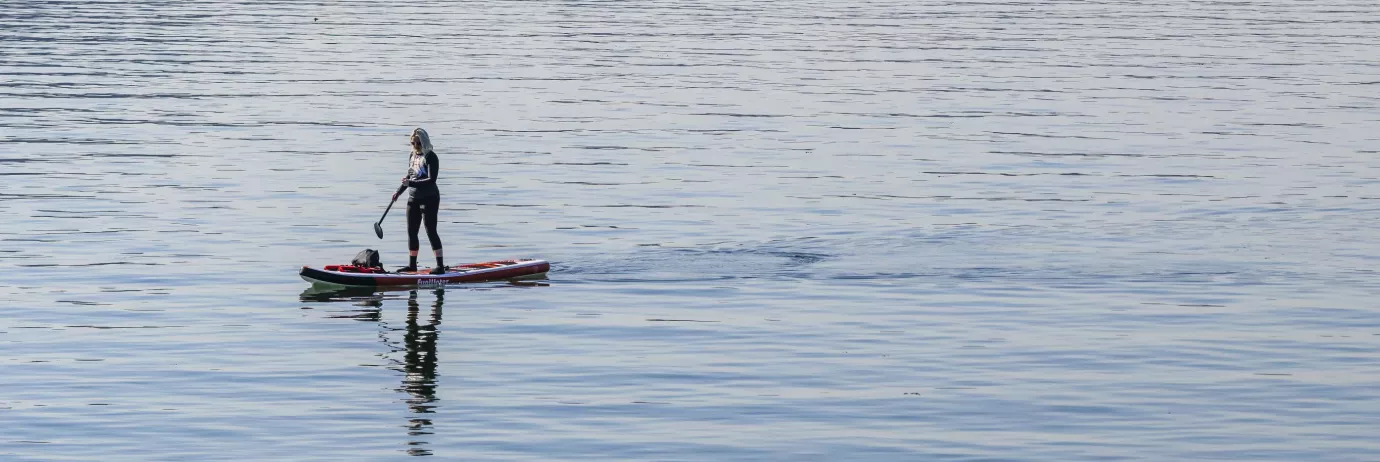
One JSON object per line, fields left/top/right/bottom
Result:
{"left": 300, "top": 259, "right": 549, "bottom": 288}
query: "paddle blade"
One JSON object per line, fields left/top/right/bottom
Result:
{"left": 374, "top": 222, "right": 384, "bottom": 239}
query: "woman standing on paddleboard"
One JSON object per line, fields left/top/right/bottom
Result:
{"left": 393, "top": 128, "right": 446, "bottom": 274}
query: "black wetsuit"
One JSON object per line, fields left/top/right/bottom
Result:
{"left": 396, "top": 151, "right": 442, "bottom": 252}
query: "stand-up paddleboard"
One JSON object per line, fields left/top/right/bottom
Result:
{"left": 300, "top": 259, "right": 549, "bottom": 288}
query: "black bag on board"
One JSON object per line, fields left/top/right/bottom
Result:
{"left": 351, "top": 249, "right": 382, "bottom": 268}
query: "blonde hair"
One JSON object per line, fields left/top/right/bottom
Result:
{"left": 410, "top": 128, "right": 434, "bottom": 155}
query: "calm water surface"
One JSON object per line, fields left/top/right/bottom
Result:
{"left": 2, "top": 1, "right": 1379, "bottom": 460}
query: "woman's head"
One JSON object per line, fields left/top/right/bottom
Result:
{"left": 410, "top": 128, "right": 433, "bottom": 155}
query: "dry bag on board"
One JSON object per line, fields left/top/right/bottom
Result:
{"left": 351, "top": 249, "right": 382, "bottom": 269}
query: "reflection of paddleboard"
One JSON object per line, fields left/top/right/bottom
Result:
{"left": 300, "top": 259, "right": 549, "bottom": 287}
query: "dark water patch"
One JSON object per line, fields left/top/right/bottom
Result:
{"left": 32, "top": 210, "right": 131, "bottom": 215}
{"left": 826, "top": 194, "right": 1090, "bottom": 202}
{"left": 1200, "top": 130, "right": 1259, "bottom": 136}
{"left": 543, "top": 181, "right": 653, "bottom": 186}
{"left": 677, "top": 128, "right": 784, "bottom": 134}
{"left": 844, "top": 111, "right": 986, "bottom": 118}
{"left": 62, "top": 325, "right": 182, "bottom": 330}
{"left": 569, "top": 145, "right": 663, "bottom": 151}
{"left": 581, "top": 204, "right": 704, "bottom": 208}
{"left": 56, "top": 300, "right": 111, "bottom": 306}
{"left": 833, "top": 272, "right": 930, "bottom": 281}
{"left": 462, "top": 203, "right": 545, "bottom": 208}
{"left": 692, "top": 112, "right": 791, "bottom": 118}
{"left": 17, "top": 262, "right": 162, "bottom": 267}
{"left": 988, "top": 131, "right": 1113, "bottom": 140}
{"left": 647, "top": 319, "right": 720, "bottom": 323}
{"left": 923, "top": 171, "right": 1047, "bottom": 177}
{"left": 2, "top": 137, "right": 149, "bottom": 145}
{"left": 488, "top": 128, "right": 583, "bottom": 133}
{"left": 81, "top": 153, "right": 181, "bottom": 158}
{"left": 1242, "top": 122, "right": 1325, "bottom": 128}
{"left": 1118, "top": 174, "right": 1218, "bottom": 179}
{"left": 0, "top": 193, "right": 95, "bottom": 200}
{"left": 680, "top": 163, "right": 790, "bottom": 168}
{"left": 261, "top": 120, "right": 367, "bottom": 128}
{"left": 991, "top": 151, "right": 1148, "bottom": 158}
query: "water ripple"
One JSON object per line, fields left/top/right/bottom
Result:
{"left": 2, "top": 0, "right": 1379, "bottom": 460}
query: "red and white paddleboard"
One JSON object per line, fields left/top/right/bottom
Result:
{"left": 300, "top": 259, "right": 549, "bottom": 287}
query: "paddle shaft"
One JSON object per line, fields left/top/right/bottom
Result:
{"left": 380, "top": 198, "right": 397, "bottom": 222}
{"left": 381, "top": 178, "right": 413, "bottom": 222}
{"left": 376, "top": 177, "right": 411, "bottom": 238}
{"left": 378, "top": 196, "right": 397, "bottom": 224}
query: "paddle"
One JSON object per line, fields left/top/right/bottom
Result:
{"left": 374, "top": 194, "right": 398, "bottom": 239}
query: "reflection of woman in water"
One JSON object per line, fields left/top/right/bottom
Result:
{"left": 400, "top": 289, "right": 442, "bottom": 456}
{"left": 298, "top": 286, "right": 445, "bottom": 456}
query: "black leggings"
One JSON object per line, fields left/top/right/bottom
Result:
{"left": 406, "top": 195, "right": 443, "bottom": 251}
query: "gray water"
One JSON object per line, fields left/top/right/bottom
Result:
{"left": 3, "top": 1, "right": 1379, "bottom": 460}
